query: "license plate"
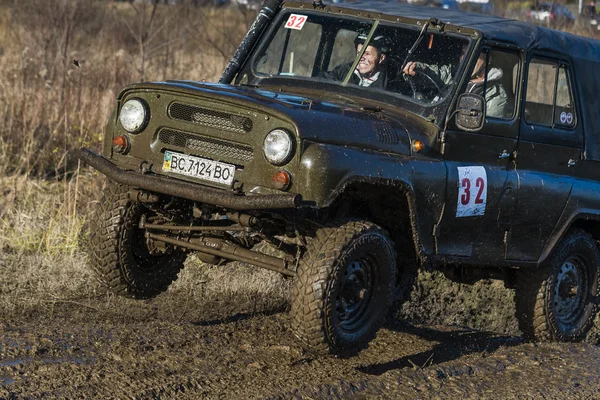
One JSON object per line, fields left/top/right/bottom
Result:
{"left": 163, "top": 151, "right": 235, "bottom": 186}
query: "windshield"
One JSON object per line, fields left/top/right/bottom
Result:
{"left": 236, "top": 11, "right": 471, "bottom": 121}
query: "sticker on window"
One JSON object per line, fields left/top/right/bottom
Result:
{"left": 456, "top": 166, "right": 487, "bottom": 218}
{"left": 285, "top": 14, "right": 308, "bottom": 30}
{"left": 560, "top": 111, "right": 574, "bottom": 125}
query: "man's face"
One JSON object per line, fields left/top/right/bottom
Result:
{"left": 356, "top": 44, "right": 383, "bottom": 75}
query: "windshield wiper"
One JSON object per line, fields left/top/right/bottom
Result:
{"left": 400, "top": 18, "right": 443, "bottom": 73}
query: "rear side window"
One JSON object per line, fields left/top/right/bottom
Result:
{"left": 525, "top": 58, "right": 576, "bottom": 128}
{"left": 328, "top": 29, "right": 357, "bottom": 71}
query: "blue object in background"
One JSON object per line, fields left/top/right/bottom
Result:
{"left": 442, "top": 0, "right": 460, "bottom": 10}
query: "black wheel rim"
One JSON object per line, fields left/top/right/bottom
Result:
{"left": 125, "top": 206, "right": 164, "bottom": 270}
{"left": 335, "top": 256, "right": 376, "bottom": 333}
{"left": 132, "top": 225, "right": 152, "bottom": 262}
{"left": 552, "top": 256, "right": 589, "bottom": 327}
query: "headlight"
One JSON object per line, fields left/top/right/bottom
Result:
{"left": 263, "top": 129, "right": 294, "bottom": 165}
{"left": 119, "top": 98, "right": 149, "bottom": 133}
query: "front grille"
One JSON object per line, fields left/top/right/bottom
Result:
{"left": 169, "top": 102, "right": 253, "bottom": 134}
{"left": 158, "top": 129, "right": 254, "bottom": 162}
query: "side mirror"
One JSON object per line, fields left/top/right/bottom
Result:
{"left": 455, "top": 93, "right": 486, "bottom": 132}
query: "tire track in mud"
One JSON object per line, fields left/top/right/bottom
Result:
{"left": 1, "top": 308, "right": 600, "bottom": 399}
{"left": 277, "top": 342, "right": 600, "bottom": 399}
{"left": 2, "top": 268, "right": 600, "bottom": 399}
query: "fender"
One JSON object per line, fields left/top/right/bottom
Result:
{"left": 536, "top": 175, "right": 600, "bottom": 265}
{"left": 296, "top": 141, "right": 447, "bottom": 257}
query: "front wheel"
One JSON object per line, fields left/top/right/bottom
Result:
{"left": 515, "top": 229, "right": 600, "bottom": 342}
{"left": 88, "top": 182, "right": 186, "bottom": 299}
{"left": 290, "top": 220, "right": 396, "bottom": 355}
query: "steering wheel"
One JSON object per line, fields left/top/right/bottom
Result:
{"left": 403, "top": 71, "right": 443, "bottom": 102}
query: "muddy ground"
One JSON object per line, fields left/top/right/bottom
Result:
{"left": 2, "top": 263, "right": 600, "bottom": 399}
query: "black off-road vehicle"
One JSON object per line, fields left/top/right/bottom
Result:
{"left": 79, "top": 0, "right": 600, "bottom": 354}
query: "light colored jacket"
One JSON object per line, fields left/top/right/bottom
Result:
{"left": 466, "top": 67, "right": 509, "bottom": 119}
{"left": 416, "top": 63, "right": 509, "bottom": 118}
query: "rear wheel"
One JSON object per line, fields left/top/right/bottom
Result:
{"left": 88, "top": 182, "right": 186, "bottom": 299}
{"left": 290, "top": 220, "right": 396, "bottom": 355}
{"left": 515, "top": 229, "right": 600, "bottom": 341}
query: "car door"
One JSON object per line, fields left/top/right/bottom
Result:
{"left": 436, "top": 48, "right": 521, "bottom": 262}
{"left": 506, "top": 56, "right": 582, "bottom": 261}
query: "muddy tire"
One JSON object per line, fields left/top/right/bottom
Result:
{"left": 290, "top": 220, "right": 396, "bottom": 355}
{"left": 515, "top": 229, "right": 600, "bottom": 342}
{"left": 88, "top": 182, "right": 186, "bottom": 299}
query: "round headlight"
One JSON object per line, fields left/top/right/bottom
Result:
{"left": 119, "top": 98, "right": 148, "bottom": 133}
{"left": 263, "top": 129, "right": 294, "bottom": 165}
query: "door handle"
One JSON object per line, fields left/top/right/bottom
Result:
{"left": 567, "top": 159, "right": 576, "bottom": 167}
{"left": 499, "top": 150, "right": 511, "bottom": 159}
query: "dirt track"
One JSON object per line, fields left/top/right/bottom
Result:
{"left": 2, "top": 267, "right": 600, "bottom": 399}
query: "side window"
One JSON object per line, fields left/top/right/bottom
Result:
{"left": 525, "top": 58, "right": 576, "bottom": 128}
{"left": 525, "top": 59, "right": 555, "bottom": 125}
{"left": 466, "top": 49, "right": 519, "bottom": 120}
{"left": 255, "top": 22, "right": 322, "bottom": 77}
{"left": 555, "top": 66, "right": 576, "bottom": 127}
{"left": 328, "top": 29, "right": 357, "bottom": 71}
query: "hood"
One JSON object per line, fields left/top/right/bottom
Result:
{"left": 121, "top": 81, "right": 438, "bottom": 156}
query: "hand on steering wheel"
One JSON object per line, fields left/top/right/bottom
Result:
{"left": 402, "top": 62, "right": 443, "bottom": 101}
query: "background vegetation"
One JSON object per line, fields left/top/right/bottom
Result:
{"left": 0, "top": 0, "right": 255, "bottom": 178}
{"left": 0, "top": 0, "right": 279, "bottom": 319}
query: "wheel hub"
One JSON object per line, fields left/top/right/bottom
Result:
{"left": 553, "top": 260, "right": 585, "bottom": 324}
{"left": 336, "top": 259, "right": 373, "bottom": 327}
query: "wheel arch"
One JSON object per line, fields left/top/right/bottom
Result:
{"left": 539, "top": 211, "right": 600, "bottom": 265}
{"left": 326, "top": 179, "right": 423, "bottom": 266}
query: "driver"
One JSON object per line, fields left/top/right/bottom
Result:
{"left": 322, "top": 34, "right": 391, "bottom": 88}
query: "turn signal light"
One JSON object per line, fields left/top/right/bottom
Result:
{"left": 412, "top": 140, "right": 425, "bottom": 152}
{"left": 112, "top": 135, "right": 130, "bottom": 154}
{"left": 271, "top": 170, "right": 291, "bottom": 190}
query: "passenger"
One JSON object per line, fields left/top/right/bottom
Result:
{"left": 464, "top": 52, "right": 509, "bottom": 118}
{"left": 322, "top": 34, "right": 391, "bottom": 88}
{"left": 403, "top": 49, "right": 508, "bottom": 117}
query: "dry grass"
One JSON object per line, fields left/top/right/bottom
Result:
{"left": 0, "top": 0, "right": 252, "bottom": 178}
{"left": 0, "top": 175, "right": 288, "bottom": 319}
{"left": 0, "top": 176, "right": 85, "bottom": 255}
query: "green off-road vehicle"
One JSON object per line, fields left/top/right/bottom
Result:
{"left": 79, "top": 0, "right": 600, "bottom": 354}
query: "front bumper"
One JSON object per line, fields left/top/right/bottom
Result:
{"left": 77, "top": 148, "right": 302, "bottom": 210}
